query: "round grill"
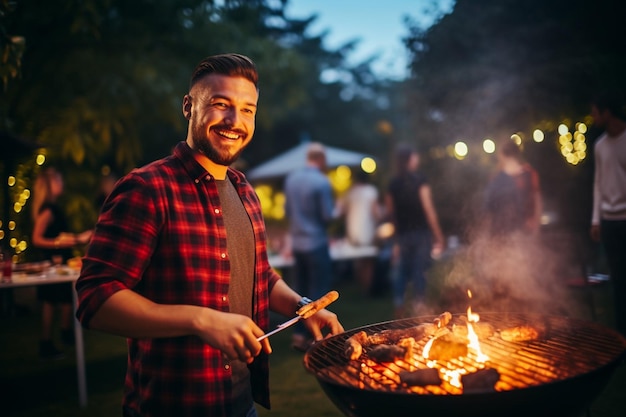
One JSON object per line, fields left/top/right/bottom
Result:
{"left": 304, "top": 313, "right": 626, "bottom": 417}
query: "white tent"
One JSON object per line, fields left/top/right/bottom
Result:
{"left": 246, "top": 142, "right": 372, "bottom": 181}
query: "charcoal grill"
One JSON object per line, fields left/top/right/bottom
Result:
{"left": 304, "top": 313, "right": 626, "bottom": 417}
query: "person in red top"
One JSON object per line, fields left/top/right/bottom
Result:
{"left": 75, "top": 53, "right": 344, "bottom": 417}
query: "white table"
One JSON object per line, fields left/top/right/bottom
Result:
{"left": 268, "top": 240, "right": 379, "bottom": 269}
{"left": 1, "top": 266, "right": 87, "bottom": 408}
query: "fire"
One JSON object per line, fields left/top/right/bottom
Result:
{"left": 421, "top": 289, "right": 489, "bottom": 388}
{"left": 466, "top": 290, "right": 488, "bottom": 363}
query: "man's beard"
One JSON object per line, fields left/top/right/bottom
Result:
{"left": 191, "top": 122, "right": 247, "bottom": 166}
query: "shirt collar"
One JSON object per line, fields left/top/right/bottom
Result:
{"left": 172, "top": 141, "right": 249, "bottom": 188}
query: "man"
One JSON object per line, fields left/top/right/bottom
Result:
{"left": 75, "top": 54, "right": 343, "bottom": 417}
{"left": 590, "top": 93, "right": 626, "bottom": 336}
{"left": 385, "top": 143, "right": 445, "bottom": 318}
{"left": 283, "top": 142, "right": 335, "bottom": 351}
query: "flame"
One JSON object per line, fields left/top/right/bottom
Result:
{"left": 422, "top": 337, "right": 434, "bottom": 359}
{"left": 441, "top": 368, "right": 464, "bottom": 388}
{"left": 418, "top": 289, "right": 488, "bottom": 392}
{"left": 466, "top": 291, "right": 488, "bottom": 363}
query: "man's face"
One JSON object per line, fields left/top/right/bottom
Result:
{"left": 591, "top": 104, "right": 608, "bottom": 129}
{"left": 184, "top": 74, "right": 258, "bottom": 166}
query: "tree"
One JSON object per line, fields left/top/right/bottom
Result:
{"left": 1, "top": 0, "right": 396, "bottom": 259}
{"left": 401, "top": 0, "right": 626, "bottom": 235}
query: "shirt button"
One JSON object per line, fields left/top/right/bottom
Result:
{"left": 221, "top": 253, "right": 226, "bottom": 259}
{"left": 214, "top": 208, "right": 220, "bottom": 214}
{"left": 224, "top": 364, "right": 230, "bottom": 370}
{"left": 194, "top": 179, "right": 199, "bottom": 184}
{"left": 222, "top": 296, "right": 227, "bottom": 302}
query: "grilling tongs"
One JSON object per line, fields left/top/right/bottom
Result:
{"left": 256, "top": 290, "right": 340, "bottom": 341}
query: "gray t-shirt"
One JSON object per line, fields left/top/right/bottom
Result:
{"left": 215, "top": 177, "right": 255, "bottom": 415}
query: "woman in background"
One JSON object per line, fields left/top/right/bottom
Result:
{"left": 31, "top": 167, "right": 92, "bottom": 359}
{"left": 335, "top": 168, "right": 382, "bottom": 295}
{"left": 385, "top": 143, "right": 445, "bottom": 318}
{"left": 483, "top": 138, "right": 542, "bottom": 237}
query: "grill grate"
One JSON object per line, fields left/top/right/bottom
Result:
{"left": 305, "top": 313, "right": 626, "bottom": 396}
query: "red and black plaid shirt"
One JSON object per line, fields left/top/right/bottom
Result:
{"left": 76, "top": 141, "right": 281, "bottom": 417}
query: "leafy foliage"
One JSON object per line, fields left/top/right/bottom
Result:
{"left": 401, "top": 0, "right": 626, "bottom": 235}
{"left": 1, "top": 0, "right": 396, "bottom": 248}
{"left": 403, "top": 0, "right": 626, "bottom": 149}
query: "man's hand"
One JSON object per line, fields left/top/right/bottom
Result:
{"left": 302, "top": 308, "right": 344, "bottom": 342}
{"left": 195, "top": 310, "right": 271, "bottom": 364}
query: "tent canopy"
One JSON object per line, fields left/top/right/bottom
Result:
{"left": 246, "top": 142, "right": 372, "bottom": 181}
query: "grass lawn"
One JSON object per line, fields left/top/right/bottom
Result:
{"left": 1, "top": 258, "right": 625, "bottom": 417}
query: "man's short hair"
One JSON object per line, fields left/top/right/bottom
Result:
{"left": 592, "top": 91, "right": 626, "bottom": 120}
{"left": 190, "top": 53, "right": 258, "bottom": 90}
{"left": 306, "top": 142, "right": 326, "bottom": 163}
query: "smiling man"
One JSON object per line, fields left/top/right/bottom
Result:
{"left": 75, "top": 53, "right": 344, "bottom": 417}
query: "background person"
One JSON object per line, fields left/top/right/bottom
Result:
{"left": 335, "top": 168, "right": 382, "bottom": 295}
{"left": 483, "top": 138, "right": 542, "bottom": 237}
{"left": 284, "top": 142, "right": 336, "bottom": 351}
{"left": 75, "top": 54, "right": 343, "bottom": 417}
{"left": 590, "top": 92, "right": 626, "bottom": 336}
{"left": 471, "top": 138, "right": 544, "bottom": 312}
{"left": 385, "top": 143, "right": 445, "bottom": 318}
{"left": 31, "top": 167, "right": 92, "bottom": 359}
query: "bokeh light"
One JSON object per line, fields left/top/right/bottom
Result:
{"left": 454, "top": 141, "right": 468, "bottom": 159}
{"left": 361, "top": 157, "right": 377, "bottom": 174}
{"left": 483, "top": 139, "right": 495, "bottom": 154}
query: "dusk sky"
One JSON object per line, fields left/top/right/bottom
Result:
{"left": 286, "top": 0, "right": 455, "bottom": 80}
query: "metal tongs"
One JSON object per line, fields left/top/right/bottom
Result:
{"left": 256, "top": 290, "right": 339, "bottom": 342}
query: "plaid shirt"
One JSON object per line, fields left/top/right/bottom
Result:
{"left": 76, "top": 141, "right": 281, "bottom": 417}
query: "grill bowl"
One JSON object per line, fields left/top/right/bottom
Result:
{"left": 304, "top": 313, "right": 626, "bottom": 417}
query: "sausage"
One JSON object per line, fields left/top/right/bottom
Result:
{"left": 343, "top": 324, "right": 437, "bottom": 360}
{"left": 296, "top": 290, "right": 340, "bottom": 319}
{"left": 434, "top": 311, "right": 452, "bottom": 328}
{"left": 344, "top": 331, "right": 368, "bottom": 360}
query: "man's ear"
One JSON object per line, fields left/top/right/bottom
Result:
{"left": 182, "top": 95, "right": 192, "bottom": 120}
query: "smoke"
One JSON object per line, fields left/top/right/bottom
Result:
{"left": 436, "top": 229, "right": 581, "bottom": 317}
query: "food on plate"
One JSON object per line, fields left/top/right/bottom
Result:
{"left": 67, "top": 256, "right": 83, "bottom": 270}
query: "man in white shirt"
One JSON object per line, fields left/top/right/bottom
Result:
{"left": 590, "top": 93, "right": 626, "bottom": 336}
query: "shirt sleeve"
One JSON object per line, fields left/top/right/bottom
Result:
{"left": 76, "top": 173, "right": 160, "bottom": 327}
